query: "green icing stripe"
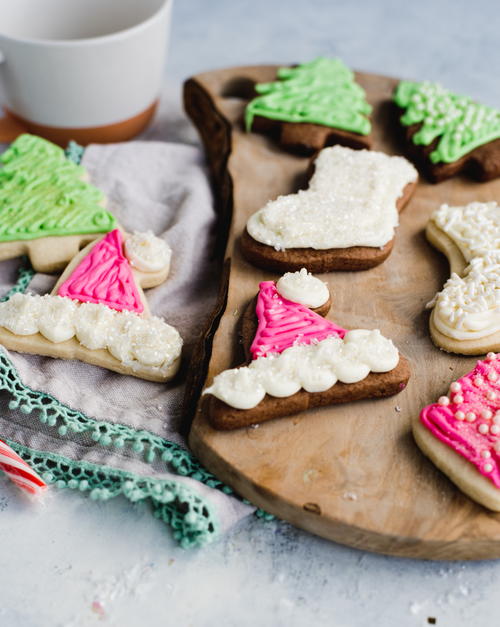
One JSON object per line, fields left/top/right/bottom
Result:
{"left": 394, "top": 81, "right": 500, "bottom": 164}
{"left": 245, "top": 57, "right": 372, "bottom": 136}
{"left": 0, "top": 134, "right": 116, "bottom": 242}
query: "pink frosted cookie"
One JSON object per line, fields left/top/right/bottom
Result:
{"left": 203, "top": 269, "right": 410, "bottom": 430}
{"left": 414, "top": 352, "right": 500, "bottom": 510}
{"left": 0, "top": 229, "right": 181, "bottom": 382}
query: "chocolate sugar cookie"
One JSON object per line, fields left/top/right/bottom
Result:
{"left": 245, "top": 57, "right": 373, "bottom": 154}
{"left": 203, "top": 269, "right": 410, "bottom": 430}
{"left": 241, "top": 145, "right": 418, "bottom": 273}
{"left": 394, "top": 80, "right": 500, "bottom": 182}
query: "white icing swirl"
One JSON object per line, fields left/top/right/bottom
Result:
{"left": 0, "top": 293, "right": 182, "bottom": 373}
{"left": 38, "top": 296, "right": 78, "bottom": 343}
{"left": 429, "top": 202, "right": 500, "bottom": 340}
{"left": 124, "top": 231, "right": 172, "bottom": 273}
{"left": 76, "top": 303, "right": 117, "bottom": 350}
{"left": 204, "top": 329, "right": 399, "bottom": 409}
{"left": 276, "top": 268, "right": 329, "bottom": 307}
{"left": 246, "top": 146, "right": 417, "bottom": 250}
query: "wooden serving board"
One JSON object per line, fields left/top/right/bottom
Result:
{"left": 184, "top": 66, "right": 500, "bottom": 560}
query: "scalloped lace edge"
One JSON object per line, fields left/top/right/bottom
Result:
{"left": 7, "top": 439, "right": 219, "bottom": 548}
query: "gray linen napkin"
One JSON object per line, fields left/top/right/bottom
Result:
{"left": 0, "top": 140, "right": 254, "bottom": 547}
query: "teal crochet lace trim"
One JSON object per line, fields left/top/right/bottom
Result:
{"left": 0, "top": 346, "right": 274, "bottom": 521}
{"left": 65, "top": 141, "right": 85, "bottom": 165}
{"left": 0, "top": 348, "right": 232, "bottom": 490}
{"left": 6, "top": 440, "right": 218, "bottom": 548}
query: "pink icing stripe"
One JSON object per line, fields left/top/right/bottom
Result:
{"left": 58, "top": 229, "right": 143, "bottom": 313}
{"left": 420, "top": 354, "right": 500, "bottom": 488}
{"left": 250, "top": 281, "right": 346, "bottom": 359}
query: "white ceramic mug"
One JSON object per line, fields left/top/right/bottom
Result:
{"left": 0, "top": 0, "right": 172, "bottom": 145}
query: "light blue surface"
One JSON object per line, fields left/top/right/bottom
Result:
{"left": 2, "top": 1, "right": 500, "bottom": 626}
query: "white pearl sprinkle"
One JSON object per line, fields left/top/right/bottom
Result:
{"left": 488, "top": 371, "right": 498, "bottom": 382}
{"left": 494, "top": 413, "right": 500, "bottom": 424}
{"left": 438, "top": 396, "right": 450, "bottom": 406}
{"left": 487, "top": 390, "right": 497, "bottom": 401}
{"left": 466, "top": 412, "right": 476, "bottom": 422}
{"left": 474, "top": 377, "right": 484, "bottom": 387}
{"left": 484, "top": 463, "right": 493, "bottom": 473}
{"left": 455, "top": 411, "right": 465, "bottom": 420}
{"left": 490, "top": 425, "right": 500, "bottom": 435}
{"left": 478, "top": 423, "right": 489, "bottom": 434}
{"left": 486, "top": 352, "right": 497, "bottom": 361}
{"left": 450, "top": 382, "right": 462, "bottom": 393}
{"left": 453, "top": 394, "right": 464, "bottom": 404}
{"left": 481, "top": 409, "right": 493, "bottom": 420}
{"left": 481, "top": 450, "right": 492, "bottom": 459}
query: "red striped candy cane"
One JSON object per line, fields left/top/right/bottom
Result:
{"left": 0, "top": 439, "right": 47, "bottom": 496}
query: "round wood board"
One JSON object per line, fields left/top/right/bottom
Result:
{"left": 184, "top": 66, "right": 500, "bottom": 560}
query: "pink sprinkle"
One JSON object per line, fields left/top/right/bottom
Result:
{"left": 91, "top": 601, "right": 106, "bottom": 618}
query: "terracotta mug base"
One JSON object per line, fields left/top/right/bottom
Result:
{"left": 0, "top": 100, "right": 158, "bottom": 146}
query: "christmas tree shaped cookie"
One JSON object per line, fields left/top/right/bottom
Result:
{"left": 241, "top": 145, "right": 418, "bottom": 273}
{"left": 0, "top": 229, "right": 182, "bottom": 382}
{"left": 0, "top": 134, "right": 117, "bottom": 272}
{"left": 426, "top": 201, "right": 500, "bottom": 355}
{"left": 245, "top": 57, "right": 373, "bottom": 153}
{"left": 414, "top": 352, "right": 500, "bottom": 510}
{"left": 203, "top": 269, "right": 410, "bottom": 430}
{"left": 394, "top": 81, "right": 500, "bottom": 182}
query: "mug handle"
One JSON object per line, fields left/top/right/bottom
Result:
{"left": 0, "top": 49, "right": 28, "bottom": 143}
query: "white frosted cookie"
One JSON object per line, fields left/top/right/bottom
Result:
{"left": 246, "top": 146, "right": 418, "bottom": 250}
{"left": 426, "top": 202, "right": 500, "bottom": 354}
{"left": 0, "top": 229, "right": 182, "bottom": 382}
